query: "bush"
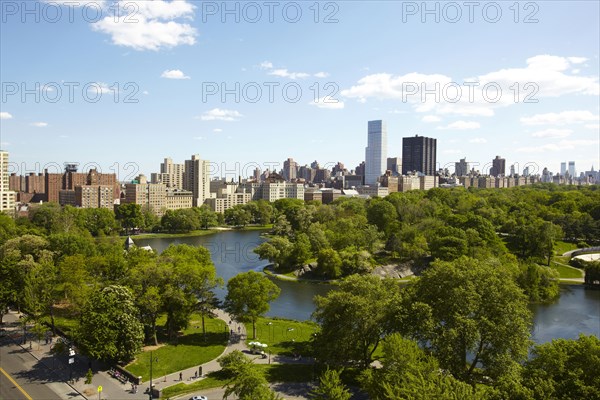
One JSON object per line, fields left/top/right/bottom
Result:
{"left": 577, "top": 241, "right": 590, "bottom": 248}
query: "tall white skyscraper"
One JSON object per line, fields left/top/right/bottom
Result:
{"left": 365, "top": 120, "right": 387, "bottom": 185}
{"left": 184, "top": 155, "right": 211, "bottom": 207}
{"left": 0, "top": 150, "right": 16, "bottom": 213}
{"left": 568, "top": 161, "right": 576, "bottom": 177}
{"left": 560, "top": 162, "right": 567, "bottom": 176}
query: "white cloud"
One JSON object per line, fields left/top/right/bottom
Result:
{"left": 437, "top": 121, "right": 480, "bottom": 130}
{"left": 269, "top": 69, "right": 310, "bottom": 80}
{"left": 340, "top": 55, "right": 599, "bottom": 117}
{"left": 585, "top": 124, "right": 600, "bottom": 130}
{"left": 568, "top": 57, "right": 588, "bottom": 64}
{"left": 422, "top": 115, "right": 441, "bottom": 123}
{"left": 198, "top": 108, "right": 243, "bottom": 121}
{"left": 468, "top": 138, "right": 488, "bottom": 143}
{"left": 443, "top": 149, "right": 462, "bottom": 154}
{"left": 521, "top": 110, "right": 599, "bottom": 126}
{"left": 31, "top": 122, "right": 48, "bottom": 127}
{"left": 161, "top": 69, "right": 190, "bottom": 79}
{"left": 0, "top": 112, "right": 13, "bottom": 120}
{"left": 310, "top": 98, "right": 345, "bottom": 110}
{"left": 516, "top": 139, "right": 600, "bottom": 153}
{"left": 143, "top": 90, "right": 149, "bottom": 95}
{"left": 194, "top": 136, "right": 204, "bottom": 140}
{"left": 213, "top": 128, "right": 223, "bottom": 133}
{"left": 86, "top": 82, "right": 113, "bottom": 95}
{"left": 91, "top": 0, "right": 197, "bottom": 51}
{"left": 260, "top": 61, "right": 324, "bottom": 80}
{"left": 531, "top": 129, "right": 573, "bottom": 138}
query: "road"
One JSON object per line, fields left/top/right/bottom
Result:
{"left": 0, "top": 330, "right": 85, "bottom": 400}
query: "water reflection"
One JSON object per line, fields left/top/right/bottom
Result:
{"left": 135, "top": 231, "right": 599, "bottom": 340}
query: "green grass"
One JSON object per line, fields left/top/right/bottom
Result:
{"left": 134, "top": 229, "right": 219, "bottom": 239}
{"left": 554, "top": 240, "right": 578, "bottom": 255}
{"left": 244, "top": 317, "right": 318, "bottom": 357}
{"left": 161, "top": 363, "right": 317, "bottom": 399}
{"left": 550, "top": 262, "right": 584, "bottom": 279}
{"left": 125, "top": 315, "right": 227, "bottom": 381}
{"left": 161, "top": 372, "right": 227, "bottom": 399}
{"left": 53, "top": 316, "right": 78, "bottom": 335}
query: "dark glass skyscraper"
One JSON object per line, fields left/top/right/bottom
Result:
{"left": 402, "top": 135, "right": 437, "bottom": 175}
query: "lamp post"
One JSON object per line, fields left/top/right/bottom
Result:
{"left": 148, "top": 351, "right": 158, "bottom": 400}
{"left": 266, "top": 322, "right": 272, "bottom": 342}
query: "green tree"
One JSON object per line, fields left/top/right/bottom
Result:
{"left": 225, "top": 205, "right": 252, "bottom": 227}
{"left": 317, "top": 248, "right": 342, "bottom": 278}
{"left": 360, "top": 334, "right": 488, "bottom": 400}
{"left": 116, "top": 203, "right": 144, "bottom": 234}
{"left": 195, "top": 205, "right": 219, "bottom": 229}
{"left": 523, "top": 334, "right": 600, "bottom": 400}
{"left": 224, "top": 271, "right": 281, "bottom": 339}
{"left": 223, "top": 361, "right": 280, "bottom": 400}
{"left": 289, "top": 233, "right": 312, "bottom": 268}
{"left": 77, "top": 285, "right": 144, "bottom": 362}
{"left": 254, "top": 236, "right": 293, "bottom": 270}
{"left": 159, "top": 244, "right": 222, "bottom": 339}
{"left": 313, "top": 275, "right": 400, "bottom": 368}
{"left": 405, "top": 257, "right": 532, "bottom": 383}
{"left": 255, "top": 200, "right": 273, "bottom": 225}
{"left": 516, "top": 261, "right": 560, "bottom": 303}
{"left": 80, "top": 208, "right": 117, "bottom": 236}
{"left": 366, "top": 199, "right": 398, "bottom": 233}
{"left": 310, "top": 368, "right": 351, "bottom": 400}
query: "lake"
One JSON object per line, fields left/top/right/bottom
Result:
{"left": 135, "top": 230, "right": 600, "bottom": 341}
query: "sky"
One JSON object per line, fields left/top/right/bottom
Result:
{"left": 1, "top": 0, "right": 599, "bottom": 181}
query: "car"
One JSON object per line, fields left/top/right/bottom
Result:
{"left": 189, "top": 396, "right": 207, "bottom": 400}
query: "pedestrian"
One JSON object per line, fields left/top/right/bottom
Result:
{"left": 194, "top": 371, "right": 198, "bottom": 379}
{"left": 237, "top": 326, "right": 241, "bottom": 334}
{"left": 179, "top": 372, "right": 182, "bottom": 381}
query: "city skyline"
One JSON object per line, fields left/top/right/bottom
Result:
{"left": 1, "top": 1, "right": 599, "bottom": 178}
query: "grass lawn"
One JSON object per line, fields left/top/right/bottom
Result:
{"left": 161, "top": 372, "right": 227, "bottom": 399}
{"left": 125, "top": 315, "right": 227, "bottom": 381}
{"left": 161, "top": 364, "right": 317, "bottom": 399}
{"left": 554, "top": 240, "right": 578, "bottom": 255}
{"left": 134, "top": 229, "right": 218, "bottom": 239}
{"left": 550, "top": 262, "right": 584, "bottom": 279}
{"left": 244, "top": 317, "right": 318, "bottom": 357}
{"left": 53, "top": 315, "right": 78, "bottom": 335}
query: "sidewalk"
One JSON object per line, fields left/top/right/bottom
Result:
{"left": 1, "top": 308, "right": 314, "bottom": 399}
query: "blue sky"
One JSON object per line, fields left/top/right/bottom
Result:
{"left": 1, "top": 0, "right": 599, "bottom": 180}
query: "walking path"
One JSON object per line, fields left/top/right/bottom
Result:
{"left": 1, "top": 308, "right": 312, "bottom": 399}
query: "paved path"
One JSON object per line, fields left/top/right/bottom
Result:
{"left": 1, "top": 308, "right": 314, "bottom": 399}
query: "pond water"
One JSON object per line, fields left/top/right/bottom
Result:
{"left": 135, "top": 230, "right": 600, "bottom": 340}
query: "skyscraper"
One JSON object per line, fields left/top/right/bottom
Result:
{"left": 402, "top": 135, "right": 437, "bottom": 175}
{"left": 560, "top": 162, "right": 567, "bottom": 177}
{"left": 455, "top": 158, "right": 469, "bottom": 177}
{"left": 184, "top": 155, "right": 211, "bottom": 207}
{"left": 490, "top": 155, "right": 506, "bottom": 177}
{"left": 365, "top": 120, "right": 387, "bottom": 185}
{"left": 0, "top": 150, "right": 16, "bottom": 213}
{"left": 568, "top": 161, "right": 576, "bottom": 177}
{"left": 160, "top": 157, "right": 185, "bottom": 189}
{"left": 386, "top": 157, "right": 401, "bottom": 175}
{"left": 283, "top": 158, "right": 298, "bottom": 181}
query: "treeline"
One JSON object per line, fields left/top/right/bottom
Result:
{"left": 253, "top": 184, "right": 599, "bottom": 280}
{"left": 310, "top": 257, "right": 600, "bottom": 399}
{"left": 0, "top": 220, "right": 222, "bottom": 362}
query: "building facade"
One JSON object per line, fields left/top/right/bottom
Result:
{"left": 490, "top": 156, "right": 506, "bottom": 177}
{"left": 184, "top": 155, "right": 211, "bottom": 207}
{"left": 365, "top": 120, "right": 387, "bottom": 185}
{"left": 402, "top": 135, "right": 437, "bottom": 175}
{"left": 0, "top": 151, "right": 16, "bottom": 213}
